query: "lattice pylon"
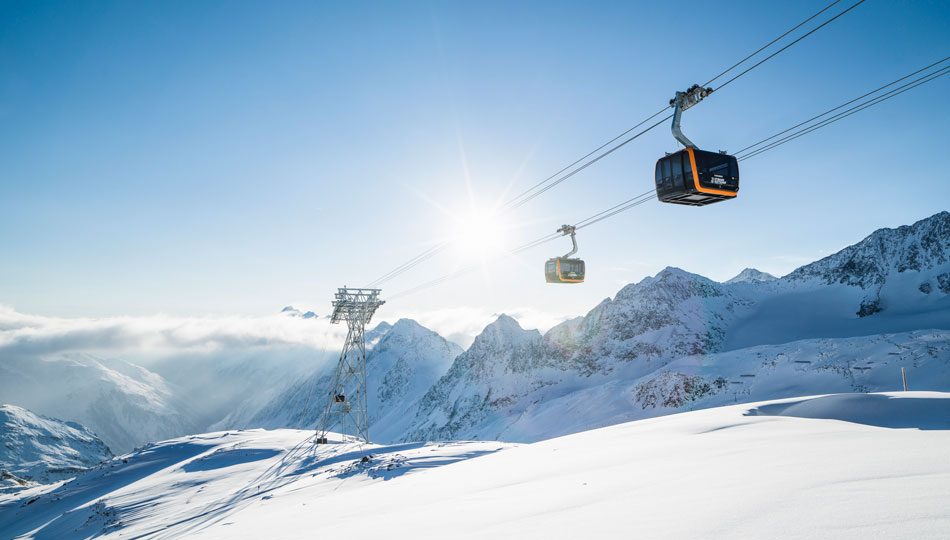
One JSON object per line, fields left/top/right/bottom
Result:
{"left": 315, "top": 288, "right": 384, "bottom": 445}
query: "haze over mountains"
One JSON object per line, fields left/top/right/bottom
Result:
{"left": 1, "top": 211, "right": 948, "bottom": 455}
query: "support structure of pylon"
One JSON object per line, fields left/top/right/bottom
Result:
{"left": 315, "top": 287, "right": 384, "bottom": 445}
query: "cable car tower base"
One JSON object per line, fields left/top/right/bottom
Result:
{"left": 315, "top": 287, "right": 384, "bottom": 445}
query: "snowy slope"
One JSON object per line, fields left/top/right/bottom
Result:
{"left": 0, "top": 405, "right": 112, "bottom": 490}
{"left": 0, "top": 354, "right": 199, "bottom": 454}
{"left": 405, "top": 327, "right": 950, "bottom": 442}
{"left": 725, "top": 211, "right": 950, "bottom": 349}
{"left": 236, "top": 319, "right": 462, "bottom": 442}
{"left": 2, "top": 392, "right": 948, "bottom": 539}
{"left": 399, "top": 212, "right": 950, "bottom": 442}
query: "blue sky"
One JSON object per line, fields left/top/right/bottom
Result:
{"left": 1, "top": 0, "right": 948, "bottom": 332}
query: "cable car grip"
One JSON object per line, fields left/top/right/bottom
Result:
{"left": 669, "top": 84, "right": 713, "bottom": 150}
{"left": 557, "top": 224, "right": 578, "bottom": 259}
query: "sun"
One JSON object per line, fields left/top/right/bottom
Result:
{"left": 448, "top": 207, "right": 511, "bottom": 263}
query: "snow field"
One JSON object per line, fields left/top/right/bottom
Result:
{"left": 2, "top": 392, "right": 949, "bottom": 539}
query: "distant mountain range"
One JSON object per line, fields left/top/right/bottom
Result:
{"left": 247, "top": 211, "right": 950, "bottom": 443}
{"left": 2, "top": 211, "right": 948, "bottom": 461}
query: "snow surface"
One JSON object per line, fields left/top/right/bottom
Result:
{"left": 0, "top": 405, "right": 112, "bottom": 490}
{"left": 2, "top": 392, "right": 948, "bottom": 539}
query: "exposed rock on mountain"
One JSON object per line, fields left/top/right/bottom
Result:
{"left": 239, "top": 319, "right": 461, "bottom": 442}
{"left": 400, "top": 212, "right": 950, "bottom": 443}
{"left": 787, "top": 212, "right": 950, "bottom": 288}
{"left": 1, "top": 404, "right": 112, "bottom": 489}
{"left": 725, "top": 268, "right": 778, "bottom": 284}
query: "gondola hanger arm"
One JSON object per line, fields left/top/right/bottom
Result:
{"left": 557, "top": 224, "right": 578, "bottom": 259}
{"left": 670, "top": 84, "right": 714, "bottom": 150}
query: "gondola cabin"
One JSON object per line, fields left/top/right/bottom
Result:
{"left": 655, "top": 148, "right": 738, "bottom": 206}
{"left": 545, "top": 258, "right": 585, "bottom": 284}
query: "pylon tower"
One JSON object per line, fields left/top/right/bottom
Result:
{"left": 315, "top": 287, "right": 384, "bottom": 445}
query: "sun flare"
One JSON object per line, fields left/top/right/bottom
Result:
{"left": 448, "top": 208, "right": 511, "bottom": 263}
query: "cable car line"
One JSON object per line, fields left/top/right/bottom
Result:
{"left": 366, "top": 110, "right": 669, "bottom": 288}
{"left": 388, "top": 232, "right": 563, "bottom": 300}
{"left": 391, "top": 53, "right": 943, "bottom": 297}
{"left": 505, "top": 115, "right": 672, "bottom": 210}
{"left": 367, "top": 0, "right": 868, "bottom": 291}
{"left": 573, "top": 189, "right": 655, "bottom": 229}
{"left": 576, "top": 191, "right": 656, "bottom": 230}
{"left": 365, "top": 106, "right": 671, "bottom": 288}
{"left": 503, "top": 108, "right": 670, "bottom": 211}
{"left": 366, "top": 242, "right": 448, "bottom": 288}
{"left": 700, "top": 0, "right": 844, "bottom": 87}
{"left": 388, "top": 191, "right": 656, "bottom": 299}
{"left": 734, "top": 57, "right": 950, "bottom": 157}
{"left": 738, "top": 64, "right": 950, "bottom": 161}
{"left": 507, "top": 0, "right": 865, "bottom": 212}
{"left": 714, "top": 0, "right": 866, "bottom": 93}
{"left": 364, "top": 109, "right": 670, "bottom": 288}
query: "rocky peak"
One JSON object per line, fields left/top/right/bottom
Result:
{"left": 785, "top": 211, "right": 950, "bottom": 289}
{"left": 365, "top": 321, "right": 393, "bottom": 346}
{"left": 615, "top": 267, "right": 724, "bottom": 304}
{"left": 280, "top": 306, "right": 317, "bottom": 319}
{"left": 725, "top": 268, "right": 778, "bottom": 284}
{"left": 375, "top": 319, "right": 461, "bottom": 358}
{"left": 452, "top": 315, "right": 543, "bottom": 377}
{"left": 1, "top": 404, "right": 113, "bottom": 487}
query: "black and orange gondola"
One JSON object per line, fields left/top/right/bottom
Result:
{"left": 655, "top": 85, "right": 739, "bottom": 206}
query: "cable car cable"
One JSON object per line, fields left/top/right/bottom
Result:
{"left": 506, "top": 0, "right": 864, "bottom": 212}
{"left": 366, "top": 242, "right": 449, "bottom": 288}
{"left": 734, "top": 57, "right": 949, "bottom": 157}
{"left": 573, "top": 189, "right": 655, "bottom": 229}
{"left": 714, "top": 0, "right": 866, "bottom": 93}
{"left": 739, "top": 65, "right": 950, "bottom": 161}
{"left": 701, "top": 0, "right": 844, "bottom": 87}
{"left": 368, "top": 0, "right": 866, "bottom": 290}
{"left": 505, "top": 115, "right": 672, "bottom": 210}
{"left": 365, "top": 112, "right": 670, "bottom": 288}
{"left": 576, "top": 193, "right": 656, "bottom": 230}
{"left": 739, "top": 67, "right": 949, "bottom": 161}
{"left": 388, "top": 192, "right": 657, "bottom": 299}
{"left": 388, "top": 232, "right": 564, "bottom": 300}
{"left": 502, "top": 107, "right": 670, "bottom": 211}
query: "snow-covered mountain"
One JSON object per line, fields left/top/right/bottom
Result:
{"left": 231, "top": 319, "right": 462, "bottom": 442}
{"left": 403, "top": 267, "right": 747, "bottom": 442}
{"left": 280, "top": 306, "right": 319, "bottom": 319}
{"left": 0, "top": 354, "right": 199, "bottom": 454}
{"left": 724, "top": 212, "right": 950, "bottom": 350}
{"left": 2, "top": 211, "right": 947, "bottom": 453}
{"left": 400, "top": 211, "right": 950, "bottom": 442}
{"left": 724, "top": 267, "right": 777, "bottom": 284}
{"left": 3, "top": 392, "right": 948, "bottom": 539}
{"left": 0, "top": 404, "right": 112, "bottom": 490}
{"left": 786, "top": 210, "right": 949, "bottom": 289}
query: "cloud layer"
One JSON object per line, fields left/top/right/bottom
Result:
{"left": 0, "top": 305, "right": 348, "bottom": 361}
